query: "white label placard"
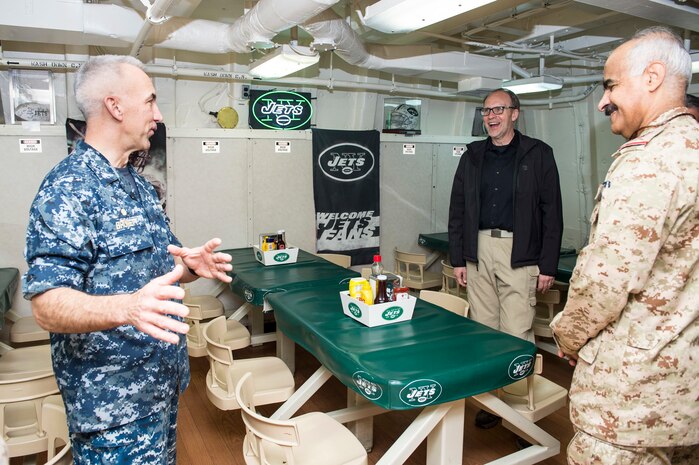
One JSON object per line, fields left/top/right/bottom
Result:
{"left": 202, "top": 140, "right": 220, "bottom": 153}
{"left": 403, "top": 143, "right": 416, "bottom": 155}
{"left": 275, "top": 141, "right": 291, "bottom": 153}
{"left": 453, "top": 146, "right": 466, "bottom": 157}
{"left": 19, "top": 138, "right": 42, "bottom": 153}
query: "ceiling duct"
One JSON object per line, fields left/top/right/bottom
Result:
{"left": 0, "top": 0, "right": 511, "bottom": 85}
{"left": 302, "top": 10, "right": 512, "bottom": 82}
{"left": 0, "top": 0, "right": 342, "bottom": 53}
{"left": 574, "top": 0, "right": 699, "bottom": 33}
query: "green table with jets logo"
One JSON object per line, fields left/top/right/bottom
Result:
{"left": 0, "top": 268, "right": 19, "bottom": 328}
{"left": 220, "top": 247, "right": 358, "bottom": 347}
{"left": 222, "top": 247, "right": 359, "bottom": 306}
{"left": 267, "top": 283, "right": 559, "bottom": 464}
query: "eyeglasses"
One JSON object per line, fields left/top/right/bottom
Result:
{"left": 479, "top": 106, "right": 517, "bottom": 116}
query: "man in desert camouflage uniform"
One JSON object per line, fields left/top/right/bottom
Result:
{"left": 551, "top": 27, "right": 698, "bottom": 465}
{"left": 23, "top": 55, "right": 233, "bottom": 465}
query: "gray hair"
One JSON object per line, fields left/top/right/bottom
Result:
{"left": 626, "top": 26, "right": 691, "bottom": 90}
{"left": 74, "top": 55, "right": 145, "bottom": 119}
{"left": 484, "top": 88, "right": 520, "bottom": 109}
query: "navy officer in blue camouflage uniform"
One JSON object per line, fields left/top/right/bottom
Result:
{"left": 23, "top": 55, "right": 233, "bottom": 465}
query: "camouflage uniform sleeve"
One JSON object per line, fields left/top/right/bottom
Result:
{"left": 24, "top": 185, "right": 96, "bottom": 299}
{"left": 550, "top": 151, "right": 682, "bottom": 353}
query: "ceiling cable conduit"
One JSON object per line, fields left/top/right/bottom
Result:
{"left": 418, "top": 31, "right": 604, "bottom": 63}
{"left": 461, "top": 0, "right": 573, "bottom": 38}
{"left": 519, "top": 84, "right": 598, "bottom": 106}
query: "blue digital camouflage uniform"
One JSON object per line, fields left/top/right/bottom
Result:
{"left": 551, "top": 108, "right": 698, "bottom": 461}
{"left": 23, "top": 141, "right": 190, "bottom": 439}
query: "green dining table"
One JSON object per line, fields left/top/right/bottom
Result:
{"left": 267, "top": 283, "right": 559, "bottom": 465}
{"left": 220, "top": 247, "right": 358, "bottom": 345}
{"left": 222, "top": 247, "right": 358, "bottom": 306}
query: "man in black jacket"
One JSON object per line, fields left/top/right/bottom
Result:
{"left": 448, "top": 88, "right": 563, "bottom": 427}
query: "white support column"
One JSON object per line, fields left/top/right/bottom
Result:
{"left": 276, "top": 326, "right": 295, "bottom": 372}
{"left": 426, "top": 399, "right": 464, "bottom": 465}
{"left": 376, "top": 401, "right": 456, "bottom": 465}
{"left": 346, "top": 389, "right": 375, "bottom": 451}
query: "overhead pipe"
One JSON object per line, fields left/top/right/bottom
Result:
{"left": 519, "top": 84, "right": 599, "bottom": 106}
{"left": 0, "top": 56, "right": 599, "bottom": 107}
{"left": 130, "top": 0, "right": 180, "bottom": 57}
{"left": 0, "top": 56, "right": 476, "bottom": 101}
{"left": 511, "top": 63, "right": 532, "bottom": 79}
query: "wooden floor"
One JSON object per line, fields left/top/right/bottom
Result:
{"left": 177, "top": 339, "right": 576, "bottom": 465}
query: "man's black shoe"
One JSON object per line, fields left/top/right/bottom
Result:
{"left": 475, "top": 409, "right": 501, "bottom": 429}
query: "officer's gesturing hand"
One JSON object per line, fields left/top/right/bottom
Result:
{"left": 168, "top": 237, "right": 233, "bottom": 283}
{"left": 128, "top": 264, "right": 190, "bottom": 344}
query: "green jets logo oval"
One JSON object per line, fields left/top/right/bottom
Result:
{"left": 251, "top": 90, "right": 313, "bottom": 130}
{"left": 348, "top": 302, "right": 362, "bottom": 318}
{"left": 352, "top": 371, "right": 382, "bottom": 400}
{"left": 382, "top": 306, "right": 403, "bottom": 320}
{"left": 399, "top": 379, "right": 442, "bottom": 407}
{"left": 274, "top": 252, "right": 290, "bottom": 262}
{"left": 244, "top": 288, "right": 254, "bottom": 303}
{"left": 508, "top": 355, "right": 534, "bottom": 380}
{"left": 255, "top": 251, "right": 263, "bottom": 260}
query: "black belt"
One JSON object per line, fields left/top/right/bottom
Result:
{"left": 480, "top": 229, "right": 514, "bottom": 238}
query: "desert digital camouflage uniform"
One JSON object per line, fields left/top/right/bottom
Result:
{"left": 550, "top": 108, "right": 699, "bottom": 457}
{"left": 23, "top": 140, "right": 189, "bottom": 436}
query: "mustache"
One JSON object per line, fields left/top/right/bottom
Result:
{"left": 603, "top": 103, "right": 618, "bottom": 116}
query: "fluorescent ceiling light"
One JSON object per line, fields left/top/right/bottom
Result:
{"left": 249, "top": 44, "right": 319, "bottom": 79}
{"left": 360, "top": 0, "right": 496, "bottom": 34}
{"left": 502, "top": 75, "right": 564, "bottom": 94}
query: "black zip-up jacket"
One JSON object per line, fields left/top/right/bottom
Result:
{"left": 448, "top": 131, "right": 563, "bottom": 276}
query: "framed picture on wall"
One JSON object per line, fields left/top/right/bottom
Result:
{"left": 9, "top": 69, "right": 56, "bottom": 124}
{"left": 382, "top": 97, "right": 421, "bottom": 135}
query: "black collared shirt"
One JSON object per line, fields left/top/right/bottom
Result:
{"left": 479, "top": 134, "right": 518, "bottom": 231}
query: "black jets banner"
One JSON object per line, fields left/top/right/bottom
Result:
{"left": 312, "top": 129, "right": 380, "bottom": 265}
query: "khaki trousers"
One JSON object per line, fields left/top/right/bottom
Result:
{"left": 568, "top": 430, "right": 699, "bottom": 465}
{"left": 466, "top": 231, "right": 538, "bottom": 342}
